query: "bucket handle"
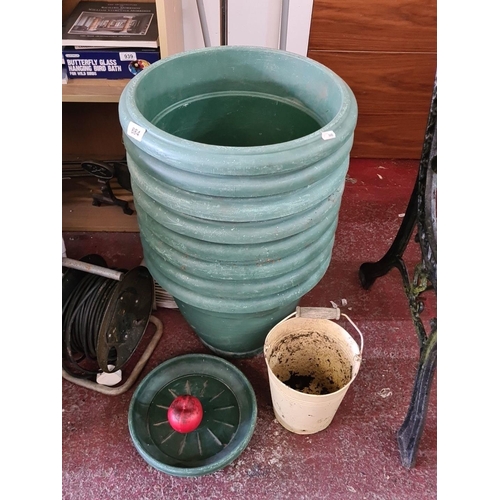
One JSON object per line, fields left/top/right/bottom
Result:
{"left": 341, "top": 313, "right": 364, "bottom": 357}
{"left": 277, "top": 306, "right": 364, "bottom": 357}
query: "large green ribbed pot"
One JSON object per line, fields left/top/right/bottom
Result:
{"left": 118, "top": 46, "right": 357, "bottom": 358}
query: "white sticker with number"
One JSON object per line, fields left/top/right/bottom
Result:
{"left": 127, "top": 122, "right": 146, "bottom": 141}
{"left": 321, "top": 130, "right": 336, "bottom": 140}
{"left": 119, "top": 52, "right": 137, "bottom": 61}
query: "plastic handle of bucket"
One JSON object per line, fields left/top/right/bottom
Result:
{"left": 276, "top": 309, "right": 364, "bottom": 356}
{"left": 281, "top": 304, "right": 341, "bottom": 324}
{"left": 341, "top": 313, "right": 364, "bottom": 357}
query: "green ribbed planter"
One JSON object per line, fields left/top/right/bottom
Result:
{"left": 118, "top": 46, "right": 357, "bottom": 357}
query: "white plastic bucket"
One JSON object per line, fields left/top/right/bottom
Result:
{"left": 263, "top": 312, "right": 363, "bottom": 434}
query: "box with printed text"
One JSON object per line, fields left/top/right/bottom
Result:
{"left": 62, "top": 46, "right": 160, "bottom": 79}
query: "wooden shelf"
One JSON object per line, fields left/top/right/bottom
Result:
{"left": 61, "top": 1, "right": 184, "bottom": 104}
{"left": 62, "top": 176, "right": 139, "bottom": 232}
{"left": 61, "top": 1, "right": 185, "bottom": 231}
{"left": 62, "top": 78, "right": 130, "bottom": 103}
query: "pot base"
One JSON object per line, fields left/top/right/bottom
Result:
{"left": 175, "top": 297, "right": 299, "bottom": 358}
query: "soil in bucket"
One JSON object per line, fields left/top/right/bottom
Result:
{"left": 268, "top": 330, "right": 353, "bottom": 396}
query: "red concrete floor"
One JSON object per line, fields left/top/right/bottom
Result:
{"left": 62, "top": 159, "right": 437, "bottom": 499}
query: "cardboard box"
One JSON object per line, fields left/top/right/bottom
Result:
{"left": 62, "top": 2, "right": 159, "bottom": 49}
{"left": 62, "top": 46, "right": 160, "bottom": 79}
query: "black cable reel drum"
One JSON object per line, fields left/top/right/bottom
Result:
{"left": 62, "top": 254, "right": 155, "bottom": 381}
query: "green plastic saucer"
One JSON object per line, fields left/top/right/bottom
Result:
{"left": 128, "top": 354, "right": 257, "bottom": 477}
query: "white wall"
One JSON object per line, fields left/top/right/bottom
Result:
{"left": 285, "top": 0, "right": 314, "bottom": 55}
{"left": 181, "top": 0, "right": 313, "bottom": 56}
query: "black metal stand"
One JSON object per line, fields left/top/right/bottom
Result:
{"left": 81, "top": 160, "right": 134, "bottom": 215}
{"left": 92, "top": 178, "right": 134, "bottom": 215}
{"left": 359, "top": 79, "right": 437, "bottom": 468}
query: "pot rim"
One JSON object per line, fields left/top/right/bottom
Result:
{"left": 119, "top": 46, "right": 357, "bottom": 169}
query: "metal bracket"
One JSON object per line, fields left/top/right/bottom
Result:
{"left": 81, "top": 160, "right": 134, "bottom": 215}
